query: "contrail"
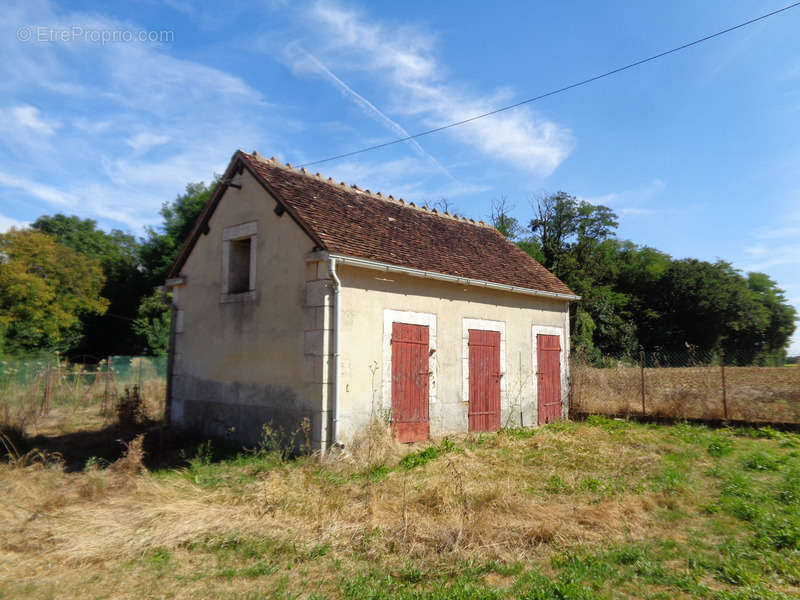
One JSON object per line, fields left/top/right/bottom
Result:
{"left": 292, "top": 45, "right": 457, "bottom": 182}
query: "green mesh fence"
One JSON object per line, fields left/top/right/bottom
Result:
{"left": 1, "top": 355, "right": 167, "bottom": 429}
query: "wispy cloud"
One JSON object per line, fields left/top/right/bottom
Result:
{"left": 7, "top": 105, "right": 59, "bottom": 135}
{"left": 582, "top": 178, "right": 667, "bottom": 214}
{"left": 0, "top": 104, "right": 62, "bottom": 154}
{"left": 744, "top": 245, "right": 768, "bottom": 256}
{"left": 753, "top": 225, "right": 800, "bottom": 240}
{"left": 314, "top": 156, "right": 491, "bottom": 207}
{"left": 744, "top": 218, "right": 800, "bottom": 271}
{"left": 0, "top": 170, "right": 77, "bottom": 206}
{"left": 126, "top": 131, "right": 171, "bottom": 152}
{"left": 285, "top": 43, "right": 456, "bottom": 181}
{"left": 293, "top": 1, "right": 573, "bottom": 175}
{"left": 0, "top": 0, "right": 274, "bottom": 231}
{"left": 742, "top": 242, "right": 800, "bottom": 271}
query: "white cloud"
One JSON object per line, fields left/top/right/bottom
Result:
{"left": 293, "top": 1, "right": 572, "bottom": 175}
{"left": 104, "top": 42, "right": 264, "bottom": 117}
{"left": 9, "top": 105, "right": 59, "bottom": 135}
{"left": 0, "top": 170, "right": 77, "bottom": 206}
{"left": 0, "top": 0, "right": 274, "bottom": 232}
{"left": 126, "top": 131, "right": 171, "bottom": 152}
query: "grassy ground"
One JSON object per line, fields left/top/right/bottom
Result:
{"left": 2, "top": 417, "right": 800, "bottom": 599}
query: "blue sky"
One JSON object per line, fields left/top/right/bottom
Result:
{"left": 1, "top": 0, "right": 799, "bottom": 352}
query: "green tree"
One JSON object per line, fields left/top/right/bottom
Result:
{"left": 649, "top": 259, "right": 770, "bottom": 359}
{"left": 528, "top": 192, "right": 624, "bottom": 357}
{"left": 32, "top": 214, "right": 148, "bottom": 357}
{"left": 744, "top": 273, "right": 797, "bottom": 364}
{"left": 501, "top": 191, "right": 796, "bottom": 363}
{"left": 132, "top": 289, "right": 171, "bottom": 356}
{"left": 0, "top": 230, "right": 108, "bottom": 356}
{"left": 140, "top": 180, "right": 216, "bottom": 285}
{"left": 490, "top": 196, "right": 523, "bottom": 239}
{"left": 529, "top": 192, "right": 618, "bottom": 281}
{"left": 612, "top": 241, "right": 672, "bottom": 353}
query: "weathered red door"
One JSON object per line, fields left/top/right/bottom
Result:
{"left": 537, "top": 334, "right": 562, "bottom": 424}
{"left": 391, "top": 322, "right": 430, "bottom": 443}
{"left": 468, "top": 329, "right": 501, "bottom": 432}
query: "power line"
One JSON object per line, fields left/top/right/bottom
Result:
{"left": 299, "top": 2, "right": 800, "bottom": 168}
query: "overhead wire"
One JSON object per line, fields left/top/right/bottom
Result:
{"left": 299, "top": 2, "right": 800, "bottom": 168}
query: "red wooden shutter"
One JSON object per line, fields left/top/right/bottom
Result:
{"left": 391, "top": 322, "right": 430, "bottom": 443}
{"left": 537, "top": 334, "right": 562, "bottom": 424}
{"left": 468, "top": 329, "right": 501, "bottom": 432}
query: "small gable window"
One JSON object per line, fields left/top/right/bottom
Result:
{"left": 228, "top": 238, "right": 252, "bottom": 293}
{"left": 222, "top": 221, "right": 257, "bottom": 301}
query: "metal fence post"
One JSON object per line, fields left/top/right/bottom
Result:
{"left": 42, "top": 364, "right": 52, "bottom": 416}
{"left": 720, "top": 350, "right": 728, "bottom": 421}
{"left": 103, "top": 356, "right": 111, "bottom": 416}
{"left": 640, "top": 349, "right": 646, "bottom": 417}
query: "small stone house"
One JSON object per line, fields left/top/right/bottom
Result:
{"left": 165, "top": 150, "right": 579, "bottom": 449}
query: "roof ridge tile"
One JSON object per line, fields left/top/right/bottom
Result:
{"left": 246, "top": 150, "right": 501, "bottom": 228}
{"left": 235, "top": 150, "right": 574, "bottom": 296}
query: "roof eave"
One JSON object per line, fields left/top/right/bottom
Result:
{"left": 166, "top": 152, "right": 243, "bottom": 279}
{"left": 166, "top": 151, "right": 327, "bottom": 280}
{"left": 308, "top": 251, "right": 580, "bottom": 302}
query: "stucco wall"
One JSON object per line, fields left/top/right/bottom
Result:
{"left": 335, "top": 264, "right": 571, "bottom": 442}
{"left": 170, "top": 169, "right": 326, "bottom": 446}
{"left": 169, "top": 169, "right": 571, "bottom": 448}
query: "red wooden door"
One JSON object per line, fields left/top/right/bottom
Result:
{"left": 468, "top": 329, "right": 501, "bottom": 432}
{"left": 537, "top": 334, "right": 562, "bottom": 424}
{"left": 391, "top": 322, "right": 430, "bottom": 443}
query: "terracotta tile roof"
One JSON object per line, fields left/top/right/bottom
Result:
{"left": 171, "top": 150, "right": 575, "bottom": 298}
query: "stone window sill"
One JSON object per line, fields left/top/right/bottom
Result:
{"left": 220, "top": 290, "right": 257, "bottom": 304}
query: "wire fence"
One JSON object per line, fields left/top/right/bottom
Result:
{"left": 0, "top": 355, "right": 167, "bottom": 433}
{"left": 570, "top": 349, "right": 800, "bottom": 425}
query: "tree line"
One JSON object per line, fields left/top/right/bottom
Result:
{"left": 0, "top": 181, "right": 215, "bottom": 360}
{"left": 491, "top": 193, "right": 797, "bottom": 365}
{"left": 0, "top": 183, "right": 795, "bottom": 364}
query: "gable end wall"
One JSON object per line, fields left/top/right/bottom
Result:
{"left": 169, "top": 169, "right": 332, "bottom": 448}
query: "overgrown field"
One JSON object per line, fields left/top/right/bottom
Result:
{"left": 2, "top": 417, "right": 800, "bottom": 599}
{"left": 0, "top": 356, "right": 166, "bottom": 437}
{"left": 572, "top": 364, "right": 800, "bottom": 423}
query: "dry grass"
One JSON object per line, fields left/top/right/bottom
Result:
{"left": 1, "top": 375, "right": 165, "bottom": 439}
{"left": 572, "top": 363, "right": 800, "bottom": 423}
{"left": 1, "top": 356, "right": 166, "bottom": 438}
{"left": 0, "top": 419, "right": 712, "bottom": 599}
